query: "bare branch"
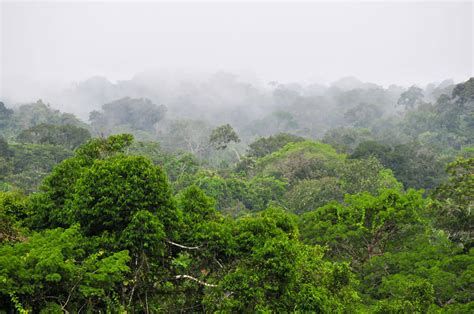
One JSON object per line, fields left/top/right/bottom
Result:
{"left": 174, "top": 275, "right": 218, "bottom": 287}
{"left": 166, "top": 239, "right": 201, "bottom": 250}
{"left": 213, "top": 256, "right": 224, "bottom": 269}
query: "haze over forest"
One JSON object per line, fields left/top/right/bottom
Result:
{"left": 0, "top": 1, "right": 473, "bottom": 313}
{"left": 2, "top": 1, "right": 472, "bottom": 106}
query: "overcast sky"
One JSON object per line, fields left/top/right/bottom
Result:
{"left": 1, "top": 1, "right": 473, "bottom": 101}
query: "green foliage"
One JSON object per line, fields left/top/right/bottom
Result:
{"left": 157, "top": 119, "right": 212, "bottom": 159}
{"left": 16, "top": 123, "right": 91, "bottom": 149}
{"left": 344, "top": 102, "right": 383, "bottom": 128}
{"left": 0, "top": 102, "right": 14, "bottom": 130}
{"left": 26, "top": 134, "right": 135, "bottom": 229}
{"left": 0, "top": 226, "right": 130, "bottom": 312}
{"left": 74, "top": 133, "right": 134, "bottom": 162}
{"left": 397, "top": 86, "right": 424, "bottom": 110}
{"left": 285, "top": 177, "right": 342, "bottom": 214}
{"left": 70, "top": 155, "right": 177, "bottom": 239}
{"left": 203, "top": 207, "right": 359, "bottom": 312}
{"left": 5, "top": 143, "right": 73, "bottom": 193}
{"left": 299, "top": 189, "right": 425, "bottom": 264}
{"left": 361, "top": 232, "right": 474, "bottom": 311}
{"left": 256, "top": 140, "right": 342, "bottom": 183}
{"left": 452, "top": 77, "right": 474, "bottom": 103}
{"left": 192, "top": 170, "right": 286, "bottom": 213}
{"left": 351, "top": 140, "right": 447, "bottom": 190}
{"left": 0, "top": 191, "right": 28, "bottom": 243}
{"left": 430, "top": 157, "right": 473, "bottom": 248}
{"left": 247, "top": 133, "right": 305, "bottom": 158}
{"left": 323, "top": 127, "right": 374, "bottom": 154}
{"left": 2, "top": 76, "right": 474, "bottom": 314}
{"left": 251, "top": 140, "right": 401, "bottom": 214}
{"left": 209, "top": 124, "right": 240, "bottom": 150}
{"left": 128, "top": 140, "right": 200, "bottom": 189}
{"left": 11, "top": 100, "right": 85, "bottom": 132}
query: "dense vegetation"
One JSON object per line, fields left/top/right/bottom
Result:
{"left": 0, "top": 77, "right": 472, "bottom": 312}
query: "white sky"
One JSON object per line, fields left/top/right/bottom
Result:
{"left": 1, "top": 1, "right": 473, "bottom": 101}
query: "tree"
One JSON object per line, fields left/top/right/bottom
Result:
{"left": 0, "top": 136, "right": 12, "bottom": 158}
{"left": 351, "top": 141, "right": 446, "bottom": 190}
{"left": 322, "top": 127, "right": 374, "bottom": 154}
{"left": 451, "top": 77, "right": 474, "bottom": 103}
{"left": 158, "top": 119, "right": 212, "bottom": 159}
{"left": 372, "top": 277, "right": 435, "bottom": 313}
{"left": 0, "top": 102, "right": 14, "bottom": 130}
{"left": 6, "top": 143, "right": 73, "bottom": 193}
{"left": 430, "top": 157, "right": 473, "bottom": 249}
{"left": 0, "top": 191, "right": 28, "bottom": 243}
{"left": 344, "top": 103, "right": 383, "bottom": 128}
{"left": 209, "top": 124, "right": 240, "bottom": 150}
{"left": 89, "top": 97, "right": 167, "bottom": 135}
{"left": 0, "top": 137, "right": 13, "bottom": 179}
{"left": 128, "top": 141, "right": 199, "bottom": 190}
{"left": 299, "top": 189, "right": 425, "bottom": 265}
{"left": 247, "top": 133, "right": 304, "bottom": 158}
{"left": 360, "top": 232, "right": 474, "bottom": 311}
{"left": 0, "top": 226, "right": 130, "bottom": 313}
{"left": 13, "top": 100, "right": 85, "bottom": 130}
{"left": 203, "top": 207, "right": 359, "bottom": 312}
{"left": 69, "top": 155, "right": 177, "bottom": 240}
{"left": 26, "top": 134, "right": 134, "bottom": 228}
{"left": 254, "top": 141, "right": 342, "bottom": 184}
{"left": 16, "top": 124, "right": 91, "bottom": 149}
{"left": 397, "top": 86, "right": 424, "bottom": 110}
{"left": 285, "top": 177, "right": 342, "bottom": 214}
{"left": 209, "top": 124, "right": 241, "bottom": 161}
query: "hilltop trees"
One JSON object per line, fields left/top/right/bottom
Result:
{"left": 397, "top": 86, "right": 424, "bottom": 110}
{"left": 13, "top": 100, "right": 85, "bottom": 131}
{"left": 247, "top": 133, "right": 305, "bottom": 158}
{"left": 209, "top": 124, "right": 240, "bottom": 150}
{"left": 90, "top": 97, "right": 167, "bottom": 135}
{"left": 16, "top": 124, "right": 91, "bottom": 149}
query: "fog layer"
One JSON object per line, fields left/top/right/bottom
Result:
{"left": 1, "top": 1, "right": 472, "bottom": 105}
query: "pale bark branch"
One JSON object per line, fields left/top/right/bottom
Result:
{"left": 174, "top": 275, "right": 218, "bottom": 287}
{"left": 166, "top": 239, "right": 202, "bottom": 250}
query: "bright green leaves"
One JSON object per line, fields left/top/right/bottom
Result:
{"left": 15, "top": 135, "right": 182, "bottom": 311}
{"left": 0, "top": 191, "right": 28, "bottom": 243}
{"left": 70, "top": 155, "right": 175, "bottom": 238}
{"left": 192, "top": 170, "right": 287, "bottom": 213}
{"left": 120, "top": 210, "right": 166, "bottom": 256}
{"left": 79, "top": 250, "right": 130, "bottom": 298}
{"left": 0, "top": 226, "right": 130, "bottom": 312}
{"left": 75, "top": 133, "right": 134, "bottom": 162}
{"left": 373, "top": 276, "right": 435, "bottom": 313}
{"left": 430, "top": 157, "right": 474, "bottom": 248}
{"left": 299, "top": 189, "right": 425, "bottom": 264}
{"left": 27, "top": 134, "right": 135, "bottom": 229}
{"left": 204, "top": 207, "right": 359, "bottom": 312}
{"left": 256, "top": 140, "right": 342, "bottom": 183}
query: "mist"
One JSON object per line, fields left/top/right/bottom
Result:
{"left": 1, "top": 1, "right": 472, "bottom": 108}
